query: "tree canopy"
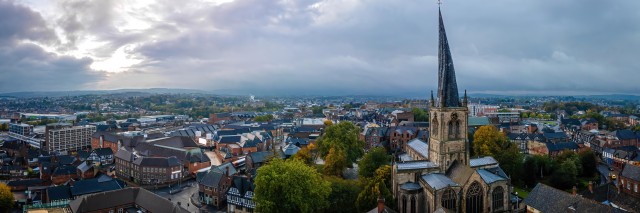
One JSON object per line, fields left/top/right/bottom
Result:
{"left": 0, "top": 183, "right": 12, "bottom": 213}
{"left": 254, "top": 159, "right": 331, "bottom": 213}
{"left": 411, "top": 108, "right": 429, "bottom": 122}
{"left": 358, "top": 147, "right": 390, "bottom": 178}
{"left": 356, "top": 165, "right": 393, "bottom": 212}
{"left": 472, "top": 125, "right": 524, "bottom": 184}
{"left": 317, "top": 121, "right": 364, "bottom": 168}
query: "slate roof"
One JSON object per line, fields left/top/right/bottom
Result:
{"left": 282, "top": 143, "right": 300, "bottom": 156}
{"left": 248, "top": 151, "right": 271, "bottom": 164}
{"left": 399, "top": 182, "right": 422, "bottom": 191}
{"left": 436, "top": 8, "right": 460, "bottom": 108}
{"left": 524, "top": 183, "right": 616, "bottom": 213}
{"left": 77, "top": 161, "right": 92, "bottom": 173}
{"left": 76, "top": 150, "right": 90, "bottom": 160}
{"left": 6, "top": 179, "right": 42, "bottom": 187}
{"left": 477, "top": 169, "right": 507, "bottom": 184}
{"left": 561, "top": 118, "right": 582, "bottom": 127}
{"left": 469, "top": 156, "right": 498, "bottom": 168}
{"left": 133, "top": 156, "right": 181, "bottom": 167}
{"left": 47, "top": 185, "right": 71, "bottom": 201}
{"left": 219, "top": 135, "right": 242, "bottom": 144}
{"left": 545, "top": 142, "right": 579, "bottom": 152}
{"left": 407, "top": 138, "right": 429, "bottom": 159}
{"left": 71, "top": 178, "right": 125, "bottom": 197}
{"left": 150, "top": 136, "right": 199, "bottom": 148}
{"left": 56, "top": 155, "right": 77, "bottom": 165}
{"left": 468, "top": 117, "right": 490, "bottom": 126}
{"left": 69, "top": 187, "right": 189, "bottom": 213}
{"left": 621, "top": 163, "right": 640, "bottom": 182}
{"left": 446, "top": 161, "right": 475, "bottom": 184}
{"left": 396, "top": 160, "right": 438, "bottom": 171}
{"left": 543, "top": 132, "right": 568, "bottom": 140}
{"left": 614, "top": 130, "right": 637, "bottom": 140}
{"left": 422, "top": 173, "right": 459, "bottom": 190}
{"left": 52, "top": 165, "right": 77, "bottom": 176}
{"left": 197, "top": 162, "right": 237, "bottom": 187}
{"left": 93, "top": 148, "right": 113, "bottom": 156}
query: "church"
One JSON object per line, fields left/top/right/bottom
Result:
{"left": 391, "top": 8, "right": 512, "bottom": 213}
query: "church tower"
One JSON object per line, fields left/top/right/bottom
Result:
{"left": 428, "top": 8, "right": 469, "bottom": 172}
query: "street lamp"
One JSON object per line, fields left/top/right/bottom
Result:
{"left": 515, "top": 191, "right": 519, "bottom": 213}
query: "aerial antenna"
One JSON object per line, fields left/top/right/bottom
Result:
{"left": 437, "top": 0, "right": 442, "bottom": 7}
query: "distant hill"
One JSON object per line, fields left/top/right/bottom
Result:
{"left": 577, "top": 94, "right": 640, "bottom": 101}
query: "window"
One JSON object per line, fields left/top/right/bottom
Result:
{"left": 118, "top": 208, "right": 123, "bottom": 213}
{"left": 492, "top": 186, "right": 504, "bottom": 211}
{"left": 627, "top": 182, "right": 631, "bottom": 190}
{"left": 441, "top": 188, "right": 457, "bottom": 212}
{"left": 635, "top": 184, "right": 638, "bottom": 193}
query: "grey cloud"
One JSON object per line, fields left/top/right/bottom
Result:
{"left": 7, "top": 0, "right": 640, "bottom": 95}
{"left": 0, "top": 0, "right": 104, "bottom": 92}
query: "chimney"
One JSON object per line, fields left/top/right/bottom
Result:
{"left": 377, "top": 196, "right": 385, "bottom": 213}
{"left": 588, "top": 181, "right": 593, "bottom": 194}
{"left": 226, "top": 166, "right": 229, "bottom": 176}
{"left": 572, "top": 186, "right": 577, "bottom": 195}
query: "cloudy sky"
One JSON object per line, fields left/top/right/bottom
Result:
{"left": 0, "top": 0, "right": 638, "bottom": 96}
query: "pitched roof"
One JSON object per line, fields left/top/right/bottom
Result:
{"left": 407, "top": 138, "right": 429, "bottom": 159}
{"left": 477, "top": 169, "right": 507, "bottom": 184}
{"left": 133, "top": 156, "right": 181, "bottom": 167}
{"left": 219, "top": 135, "right": 242, "bottom": 143}
{"left": 422, "top": 173, "right": 458, "bottom": 190}
{"left": 93, "top": 148, "right": 113, "bottom": 156}
{"left": 47, "top": 185, "right": 71, "bottom": 201}
{"left": 614, "top": 130, "right": 637, "bottom": 140}
{"left": 197, "top": 162, "right": 237, "bottom": 187}
{"left": 69, "top": 187, "right": 189, "bottom": 213}
{"left": 524, "top": 183, "right": 615, "bottom": 213}
{"left": 545, "top": 142, "right": 579, "bottom": 152}
{"left": 396, "top": 160, "right": 438, "bottom": 171}
{"left": 248, "top": 151, "right": 271, "bottom": 164}
{"left": 71, "top": 178, "right": 125, "bottom": 197}
{"left": 469, "top": 156, "right": 498, "bottom": 168}
{"left": 445, "top": 161, "right": 475, "bottom": 184}
{"left": 621, "top": 163, "right": 640, "bottom": 182}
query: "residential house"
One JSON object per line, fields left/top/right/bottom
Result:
{"left": 524, "top": 183, "right": 617, "bottom": 212}
{"left": 87, "top": 147, "right": 114, "bottom": 165}
{"left": 77, "top": 161, "right": 95, "bottom": 179}
{"left": 226, "top": 174, "right": 256, "bottom": 213}
{"left": 619, "top": 163, "right": 640, "bottom": 198}
{"left": 114, "top": 148, "right": 183, "bottom": 185}
{"left": 197, "top": 162, "right": 238, "bottom": 209}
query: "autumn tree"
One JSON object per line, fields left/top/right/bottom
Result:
{"left": 358, "top": 147, "right": 391, "bottom": 178}
{"left": 0, "top": 183, "right": 12, "bottom": 213}
{"left": 579, "top": 150, "right": 597, "bottom": 177}
{"left": 473, "top": 125, "right": 509, "bottom": 157}
{"left": 294, "top": 143, "right": 318, "bottom": 165}
{"left": 254, "top": 159, "right": 331, "bottom": 213}
{"left": 324, "top": 147, "right": 348, "bottom": 176}
{"left": 323, "top": 120, "right": 333, "bottom": 126}
{"left": 317, "top": 121, "right": 364, "bottom": 165}
{"left": 356, "top": 165, "right": 394, "bottom": 212}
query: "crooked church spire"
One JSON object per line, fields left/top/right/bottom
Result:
{"left": 437, "top": 8, "right": 460, "bottom": 107}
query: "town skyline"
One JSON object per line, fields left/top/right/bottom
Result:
{"left": 1, "top": 0, "right": 639, "bottom": 95}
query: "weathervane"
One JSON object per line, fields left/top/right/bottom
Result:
{"left": 437, "top": 0, "right": 442, "bottom": 6}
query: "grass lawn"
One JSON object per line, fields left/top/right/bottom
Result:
{"left": 513, "top": 186, "right": 530, "bottom": 199}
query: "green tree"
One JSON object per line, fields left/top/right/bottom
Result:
{"left": 523, "top": 157, "right": 538, "bottom": 186}
{"left": 358, "top": 147, "right": 391, "bottom": 178}
{"left": 254, "top": 114, "right": 274, "bottom": 122}
{"left": 294, "top": 143, "right": 317, "bottom": 166}
{"left": 356, "top": 165, "right": 393, "bottom": 212}
{"left": 324, "top": 177, "right": 362, "bottom": 213}
{"left": 579, "top": 150, "right": 597, "bottom": 177}
{"left": 254, "top": 159, "right": 331, "bottom": 213}
{"left": 324, "top": 147, "right": 348, "bottom": 176}
{"left": 521, "top": 112, "right": 529, "bottom": 119}
{"left": 550, "top": 160, "right": 578, "bottom": 190}
{"left": 0, "top": 183, "right": 12, "bottom": 212}
{"left": 317, "top": 121, "right": 364, "bottom": 165}
{"left": 412, "top": 108, "right": 429, "bottom": 122}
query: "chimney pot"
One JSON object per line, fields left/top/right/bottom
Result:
{"left": 572, "top": 186, "right": 577, "bottom": 195}
{"left": 588, "top": 181, "right": 593, "bottom": 194}
{"left": 377, "top": 196, "right": 385, "bottom": 213}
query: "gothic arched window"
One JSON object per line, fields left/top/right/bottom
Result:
{"left": 465, "top": 181, "right": 484, "bottom": 213}
{"left": 402, "top": 195, "right": 407, "bottom": 213}
{"left": 441, "top": 188, "right": 457, "bottom": 211}
{"left": 448, "top": 113, "right": 459, "bottom": 139}
{"left": 411, "top": 196, "right": 416, "bottom": 213}
{"left": 492, "top": 186, "right": 504, "bottom": 211}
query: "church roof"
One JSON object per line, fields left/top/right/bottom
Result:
{"left": 469, "top": 156, "right": 498, "bottom": 168}
{"left": 446, "top": 161, "right": 474, "bottom": 184}
{"left": 407, "top": 138, "right": 429, "bottom": 159}
{"left": 436, "top": 8, "right": 460, "bottom": 108}
{"left": 477, "top": 169, "right": 507, "bottom": 184}
{"left": 422, "top": 173, "right": 459, "bottom": 190}
{"left": 396, "top": 160, "right": 438, "bottom": 171}
{"left": 399, "top": 182, "right": 422, "bottom": 191}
